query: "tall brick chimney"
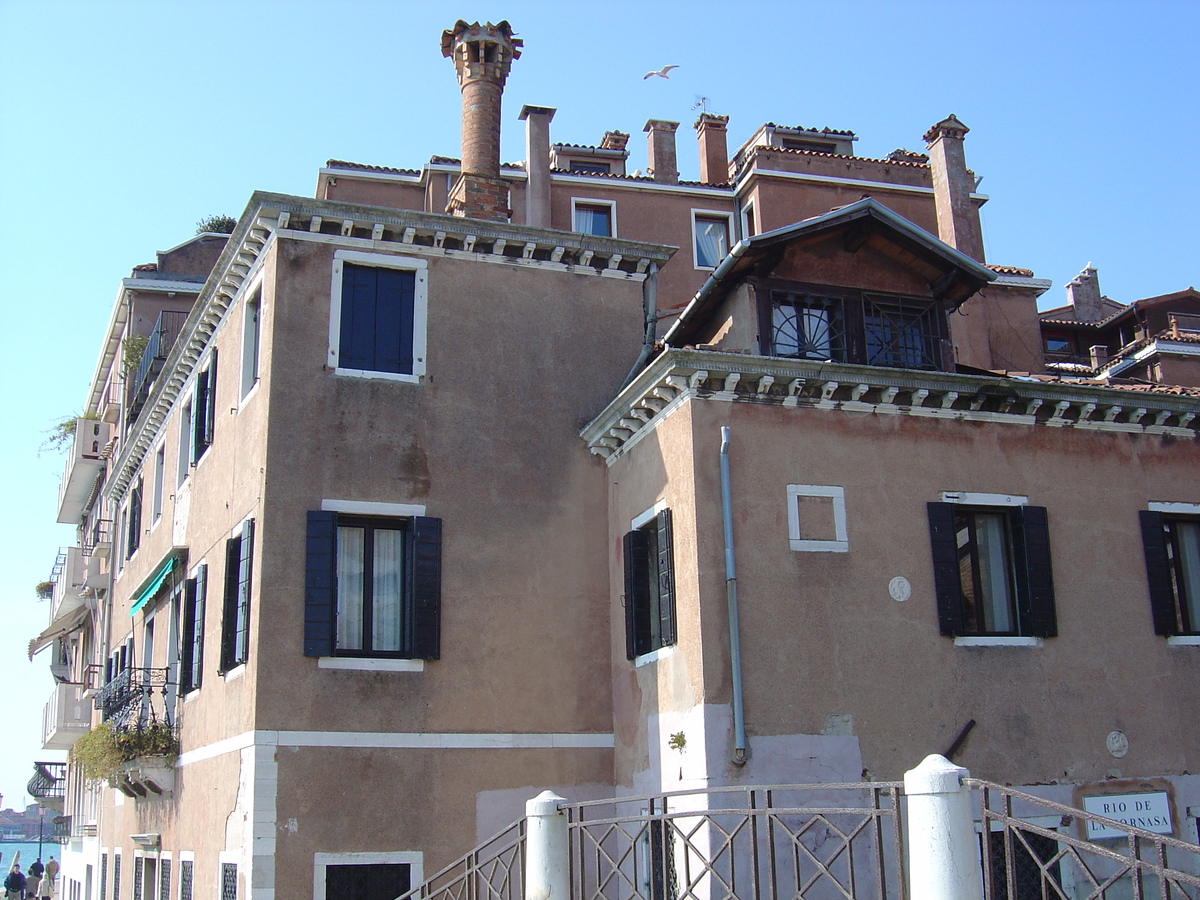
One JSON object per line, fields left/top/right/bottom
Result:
{"left": 441, "top": 20, "right": 522, "bottom": 221}
{"left": 644, "top": 119, "right": 679, "bottom": 184}
{"left": 923, "top": 115, "right": 985, "bottom": 262}
{"left": 519, "top": 105, "right": 555, "bottom": 228}
{"left": 695, "top": 113, "right": 729, "bottom": 185}
{"left": 1066, "top": 264, "right": 1105, "bottom": 324}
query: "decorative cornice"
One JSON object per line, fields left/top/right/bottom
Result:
{"left": 105, "top": 193, "right": 674, "bottom": 503}
{"left": 581, "top": 350, "right": 1200, "bottom": 464}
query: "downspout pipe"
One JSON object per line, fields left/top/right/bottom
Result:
{"left": 621, "top": 262, "right": 659, "bottom": 389}
{"left": 720, "top": 426, "right": 748, "bottom": 766}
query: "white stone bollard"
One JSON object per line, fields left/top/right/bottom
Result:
{"left": 904, "top": 754, "right": 983, "bottom": 900}
{"left": 525, "top": 790, "right": 569, "bottom": 900}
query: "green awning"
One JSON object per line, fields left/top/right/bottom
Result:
{"left": 129, "top": 556, "right": 179, "bottom": 616}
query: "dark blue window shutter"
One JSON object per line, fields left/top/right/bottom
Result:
{"left": 655, "top": 509, "right": 676, "bottom": 647}
{"left": 1012, "top": 505, "right": 1057, "bottom": 638}
{"left": 339, "top": 264, "right": 415, "bottom": 374}
{"left": 1139, "top": 510, "right": 1178, "bottom": 635}
{"left": 623, "top": 529, "right": 651, "bottom": 658}
{"left": 220, "top": 535, "right": 240, "bottom": 672}
{"left": 304, "top": 511, "right": 337, "bottom": 657}
{"left": 405, "top": 516, "right": 442, "bottom": 660}
{"left": 926, "top": 502, "right": 964, "bottom": 636}
{"left": 374, "top": 268, "right": 416, "bottom": 374}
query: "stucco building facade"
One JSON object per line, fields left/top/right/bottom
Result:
{"left": 30, "top": 19, "right": 1200, "bottom": 900}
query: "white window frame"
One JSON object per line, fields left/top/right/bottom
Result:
{"left": 691, "top": 209, "right": 734, "bottom": 270}
{"left": 177, "top": 398, "right": 193, "bottom": 488}
{"left": 312, "top": 851, "right": 424, "bottom": 900}
{"left": 316, "top": 499, "right": 428, "bottom": 671}
{"left": 151, "top": 442, "right": 165, "bottom": 525}
{"left": 571, "top": 198, "right": 617, "bottom": 238}
{"left": 787, "top": 485, "right": 848, "bottom": 552}
{"left": 740, "top": 199, "right": 757, "bottom": 240}
{"left": 240, "top": 283, "right": 263, "bottom": 402}
{"left": 327, "top": 250, "right": 428, "bottom": 384}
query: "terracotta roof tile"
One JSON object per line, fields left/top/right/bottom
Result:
{"left": 764, "top": 123, "right": 856, "bottom": 137}
{"left": 986, "top": 264, "right": 1035, "bottom": 277}
{"left": 326, "top": 159, "right": 422, "bottom": 176}
{"left": 745, "top": 144, "right": 931, "bottom": 169}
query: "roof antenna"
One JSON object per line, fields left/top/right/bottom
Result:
{"left": 692, "top": 95, "right": 710, "bottom": 112}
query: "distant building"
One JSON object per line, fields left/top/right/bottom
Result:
{"left": 30, "top": 19, "right": 1199, "bottom": 900}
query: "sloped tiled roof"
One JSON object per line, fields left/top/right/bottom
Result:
{"left": 326, "top": 159, "right": 421, "bottom": 176}
{"left": 987, "top": 264, "right": 1035, "bottom": 277}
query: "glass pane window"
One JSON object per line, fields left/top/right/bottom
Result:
{"left": 771, "top": 293, "right": 844, "bottom": 361}
{"left": 336, "top": 518, "right": 406, "bottom": 655}
{"left": 1168, "top": 520, "right": 1200, "bottom": 632}
{"left": 694, "top": 216, "right": 729, "bottom": 268}
{"left": 863, "top": 295, "right": 942, "bottom": 370}
{"left": 573, "top": 203, "right": 612, "bottom": 237}
{"left": 956, "top": 509, "right": 1017, "bottom": 635}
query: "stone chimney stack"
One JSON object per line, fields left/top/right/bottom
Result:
{"left": 644, "top": 119, "right": 680, "bottom": 184}
{"left": 695, "top": 113, "right": 730, "bottom": 185}
{"left": 1066, "top": 264, "right": 1105, "bottom": 324}
{"left": 441, "top": 20, "right": 522, "bottom": 221}
{"left": 519, "top": 105, "right": 555, "bottom": 228}
{"left": 923, "top": 115, "right": 985, "bottom": 262}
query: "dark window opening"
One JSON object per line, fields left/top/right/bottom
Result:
{"left": 569, "top": 160, "right": 611, "bottom": 175}
{"left": 771, "top": 292, "right": 845, "bottom": 361}
{"left": 305, "top": 512, "right": 442, "bottom": 660}
{"left": 325, "top": 864, "right": 410, "bottom": 900}
{"left": 220, "top": 522, "right": 254, "bottom": 672}
{"left": 573, "top": 203, "right": 612, "bottom": 237}
{"left": 983, "top": 830, "right": 1062, "bottom": 899}
{"left": 928, "top": 503, "right": 1057, "bottom": 638}
{"left": 624, "top": 509, "right": 676, "bottom": 659}
{"left": 1141, "top": 511, "right": 1200, "bottom": 635}
{"left": 181, "top": 565, "right": 207, "bottom": 691}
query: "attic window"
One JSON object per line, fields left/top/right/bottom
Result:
{"left": 765, "top": 286, "right": 945, "bottom": 372}
{"left": 569, "top": 160, "right": 610, "bottom": 175}
{"left": 781, "top": 137, "right": 839, "bottom": 154}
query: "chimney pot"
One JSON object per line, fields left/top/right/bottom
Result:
{"left": 519, "top": 105, "right": 556, "bottom": 228}
{"left": 442, "top": 21, "right": 522, "bottom": 221}
{"left": 695, "top": 113, "right": 730, "bottom": 185}
{"left": 924, "top": 114, "right": 985, "bottom": 262}
{"left": 643, "top": 119, "right": 680, "bottom": 185}
{"left": 1066, "top": 265, "right": 1106, "bottom": 324}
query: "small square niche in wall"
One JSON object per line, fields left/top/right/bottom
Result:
{"left": 787, "top": 484, "right": 848, "bottom": 552}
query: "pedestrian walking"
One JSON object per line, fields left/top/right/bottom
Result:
{"left": 4, "top": 865, "right": 26, "bottom": 900}
{"left": 24, "top": 872, "right": 40, "bottom": 899}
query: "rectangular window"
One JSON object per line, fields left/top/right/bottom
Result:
{"left": 220, "top": 520, "right": 254, "bottom": 672}
{"left": 692, "top": 212, "right": 731, "bottom": 269}
{"left": 623, "top": 508, "right": 677, "bottom": 659}
{"left": 863, "top": 295, "right": 942, "bottom": 370}
{"left": 304, "top": 512, "right": 442, "bottom": 660}
{"left": 179, "top": 860, "right": 193, "bottom": 900}
{"left": 771, "top": 292, "right": 845, "bottom": 361}
{"left": 572, "top": 200, "right": 614, "bottom": 237}
{"left": 568, "top": 160, "right": 611, "bottom": 175}
{"left": 220, "top": 863, "right": 237, "bottom": 900}
{"left": 132, "top": 856, "right": 143, "bottom": 900}
{"left": 328, "top": 252, "right": 428, "bottom": 381}
{"left": 112, "top": 853, "right": 120, "bottom": 900}
{"left": 99, "top": 853, "right": 107, "bottom": 900}
{"left": 325, "top": 864, "right": 411, "bottom": 900}
{"left": 158, "top": 859, "right": 171, "bottom": 900}
{"left": 181, "top": 565, "right": 207, "bottom": 692}
{"left": 178, "top": 400, "right": 193, "bottom": 487}
{"left": 241, "top": 289, "right": 261, "bottom": 399}
{"left": 927, "top": 501, "right": 1057, "bottom": 638}
{"left": 152, "top": 445, "right": 165, "bottom": 522}
{"left": 1141, "top": 510, "right": 1200, "bottom": 635}
{"left": 127, "top": 479, "right": 143, "bottom": 560}
{"left": 192, "top": 352, "right": 218, "bottom": 463}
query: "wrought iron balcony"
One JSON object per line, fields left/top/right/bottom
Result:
{"left": 125, "top": 310, "right": 189, "bottom": 427}
{"left": 93, "top": 667, "right": 174, "bottom": 729}
{"left": 27, "top": 761, "right": 66, "bottom": 800}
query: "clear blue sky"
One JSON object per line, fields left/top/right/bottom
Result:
{"left": 1, "top": 0, "right": 1197, "bottom": 806}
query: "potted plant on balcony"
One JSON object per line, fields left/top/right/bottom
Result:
{"left": 70, "top": 721, "right": 180, "bottom": 796}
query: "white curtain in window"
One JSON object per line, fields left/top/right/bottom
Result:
{"left": 1177, "top": 522, "right": 1200, "bottom": 627}
{"left": 976, "top": 513, "right": 1014, "bottom": 632}
{"left": 336, "top": 526, "right": 365, "bottom": 649}
{"left": 373, "top": 529, "right": 403, "bottom": 651}
{"left": 574, "top": 206, "right": 610, "bottom": 237}
{"left": 695, "top": 218, "right": 728, "bottom": 268}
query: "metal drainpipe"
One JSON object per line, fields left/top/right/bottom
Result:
{"left": 720, "top": 426, "right": 748, "bottom": 765}
{"left": 620, "top": 263, "right": 659, "bottom": 389}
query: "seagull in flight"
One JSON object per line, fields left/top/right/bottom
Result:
{"left": 644, "top": 64, "right": 678, "bottom": 80}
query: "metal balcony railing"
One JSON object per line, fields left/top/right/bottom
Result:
{"left": 27, "top": 761, "right": 67, "bottom": 801}
{"left": 125, "top": 310, "right": 188, "bottom": 426}
{"left": 93, "top": 667, "right": 174, "bottom": 729}
{"left": 82, "top": 517, "right": 112, "bottom": 558}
